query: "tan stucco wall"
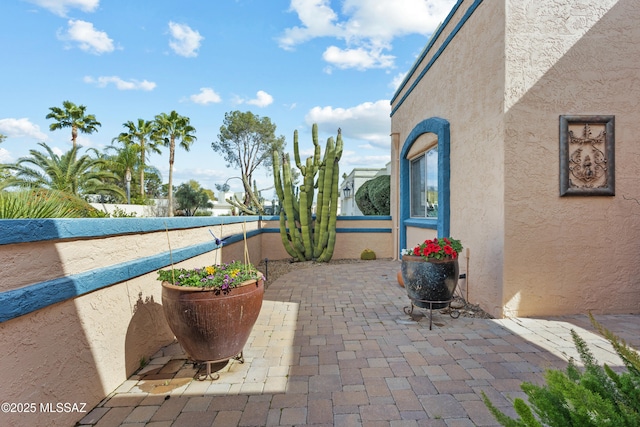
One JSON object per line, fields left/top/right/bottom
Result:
{"left": 502, "top": 0, "right": 640, "bottom": 316}
{"left": 0, "top": 269, "right": 175, "bottom": 426}
{"left": 392, "top": 0, "right": 640, "bottom": 317}
{"left": 0, "top": 221, "right": 255, "bottom": 292}
{"left": 391, "top": 0, "right": 507, "bottom": 317}
{"left": 0, "top": 216, "right": 391, "bottom": 425}
{"left": 0, "top": 223, "right": 257, "bottom": 427}
{"left": 260, "top": 217, "right": 393, "bottom": 261}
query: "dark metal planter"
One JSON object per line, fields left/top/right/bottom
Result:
{"left": 161, "top": 276, "right": 264, "bottom": 364}
{"left": 401, "top": 255, "right": 459, "bottom": 309}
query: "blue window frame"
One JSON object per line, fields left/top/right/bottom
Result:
{"left": 399, "top": 118, "right": 451, "bottom": 255}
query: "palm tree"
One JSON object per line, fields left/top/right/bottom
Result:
{"left": 113, "top": 119, "right": 161, "bottom": 197}
{"left": 46, "top": 100, "right": 101, "bottom": 148}
{"left": 0, "top": 142, "right": 124, "bottom": 199}
{"left": 0, "top": 189, "right": 103, "bottom": 218}
{"left": 153, "top": 111, "right": 197, "bottom": 216}
{"left": 104, "top": 142, "right": 141, "bottom": 204}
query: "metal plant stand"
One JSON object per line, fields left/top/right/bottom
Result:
{"left": 404, "top": 298, "right": 460, "bottom": 330}
{"left": 195, "top": 352, "right": 244, "bottom": 381}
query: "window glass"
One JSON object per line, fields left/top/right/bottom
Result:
{"left": 410, "top": 145, "right": 438, "bottom": 218}
{"left": 410, "top": 156, "right": 425, "bottom": 217}
{"left": 426, "top": 146, "right": 438, "bottom": 217}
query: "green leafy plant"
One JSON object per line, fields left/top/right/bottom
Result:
{"left": 110, "top": 207, "right": 137, "bottom": 217}
{"left": 482, "top": 313, "right": 640, "bottom": 426}
{"left": 157, "top": 260, "right": 259, "bottom": 293}
{"left": 0, "top": 189, "right": 104, "bottom": 218}
{"left": 401, "top": 237, "right": 463, "bottom": 260}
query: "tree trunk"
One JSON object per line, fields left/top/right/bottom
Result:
{"left": 140, "top": 140, "right": 146, "bottom": 197}
{"left": 167, "top": 138, "right": 175, "bottom": 217}
{"left": 71, "top": 125, "right": 78, "bottom": 148}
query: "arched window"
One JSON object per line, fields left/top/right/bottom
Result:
{"left": 399, "top": 118, "right": 451, "bottom": 255}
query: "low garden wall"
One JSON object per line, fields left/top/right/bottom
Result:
{"left": 0, "top": 215, "right": 391, "bottom": 426}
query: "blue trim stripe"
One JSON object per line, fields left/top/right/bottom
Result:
{"left": 399, "top": 118, "right": 451, "bottom": 256}
{"left": 333, "top": 216, "right": 392, "bottom": 221}
{"left": 0, "top": 219, "right": 393, "bottom": 322}
{"left": 261, "top": 227, "right": 392, "bottom": 234}
{"left": 0, "top": 216, "right": 262, "bottom": 245}
{"left": 0, "top": 228, "right": 263, "bottom": 323}
{"left": 390, "top": 0, "right": 484, "bottom": 117}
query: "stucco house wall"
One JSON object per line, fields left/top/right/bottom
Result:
{"left": 391, "top": 0, "right": 640, "bottom": 317}
{"left": 391, "top": 0, "right": 506, "bottom": 317}
{"left": 502, "top": 0, "right": 640, "bottom": 316}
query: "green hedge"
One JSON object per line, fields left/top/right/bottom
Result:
{"left": 355, "top": 175, "right": 390, "bottom": 215}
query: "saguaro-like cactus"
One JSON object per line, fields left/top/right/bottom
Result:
{"left": 272, "top": 124, "right": 343, "bottom": 262}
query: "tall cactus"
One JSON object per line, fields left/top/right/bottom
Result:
{"left": 272, "top": 125, "right": 343, "bottom": 262}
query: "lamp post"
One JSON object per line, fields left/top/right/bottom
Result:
{"left": 343, "top": 184, "right": 351, "bottom": 198}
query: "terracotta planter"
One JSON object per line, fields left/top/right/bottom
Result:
{"left": 397, "top": 271, "right": 405, "bottom": 288}
{"left": 161, "top": 275, "right": 264, "bottom": 363}
{"left": 401, "top": 255, "right": 458, "bottom": 309}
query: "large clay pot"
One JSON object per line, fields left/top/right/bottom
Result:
{"left": 401, "top": 255, "right": 458, "bottom": 309}
{"left": 161, "top": 276, "right": 264, "bottom": 363}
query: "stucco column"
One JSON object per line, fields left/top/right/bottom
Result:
{"left": 390, "top": 132, "right": 400, "bottom": 260}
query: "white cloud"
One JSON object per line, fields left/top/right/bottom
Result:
{"left": 168, "top": 22, "right": 203, "bottom": 57}
{"left": 279, "top": 0, "right": 456, "bottom": 70}
{"left": 0, "top": 118, "right": 47, "bottom": 140}
{"left": 84, "top": 76, "right": 156, "bottom": 91}
{"left": 340, "top": 0, "right": 455, "bottom": 41}
{"left": 390, "top": 71, "right": 408, "bottom": 91}
{"left": 27, "top": 0, "right": 99, "bottom": 17}
{"left": 340, "top": 151, "right": 391, "bottom": 170}
{"left": 234, "top": 91, "right": 274, "bottom": 108}
{"left": 50, "top": 145, "right": 65, "bottom": 156}
{"left": 305, "top": 99, "right": 390, "bottom": 148}
{"left": 322, "top": 45, "right": 394, "bottom": 71}
{"left": 278, "top": 0, "right": 339, "bottom": 50}
{"left": 0, "top": 148, "right": 11, "bottom": 163}
{"left": 58, "top": 19, "right": 114, "bottom": 54}
{"left": 190, "top": 88, "right": 222, "bottom": 105}
{"left": 246, "top": 91, "right": 274, "bottom": 107}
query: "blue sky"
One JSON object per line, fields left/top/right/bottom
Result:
{"left": 0, "top": 0, "right": 456, "bottom": 197}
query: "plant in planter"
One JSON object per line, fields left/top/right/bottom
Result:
{"left": 157, "top": 260, "right": 264, "bottom": 379}
{"left": 401, "top": 237, "right": 463, "bottom": 326}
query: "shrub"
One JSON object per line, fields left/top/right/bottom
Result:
{"left": 355, "top": 182, "right": 375, "bottom": 215}
{"left": 360, "top": 249, "right": 376, "bottom": 260}
{"left": 368, "top": 175, "right": 390, "bottom": 215}
{"left": 110, "top": 207, "right": 137, "bottom": 218}
{"left": 482, "top": 313, "right": 640, "bottom": 426}
{"left": 355, "top": 175, "right": 390, "bottom": 215}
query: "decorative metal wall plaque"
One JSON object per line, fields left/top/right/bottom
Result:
{"left": 559, "top": 115, "right": 615, "bottom": 196}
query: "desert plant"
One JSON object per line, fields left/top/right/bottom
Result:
{"left": 272, "top": 124, "right": 343, "bottom": 262}
{"left": 482, "top": 313, "right": 640, "bottom": 426}
{"left": 360, "top": 249, "right": 376, "bottom": 260}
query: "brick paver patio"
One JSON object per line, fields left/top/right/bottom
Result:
{"left": 80, "top": 260, "right": 640, "bottom": 427}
